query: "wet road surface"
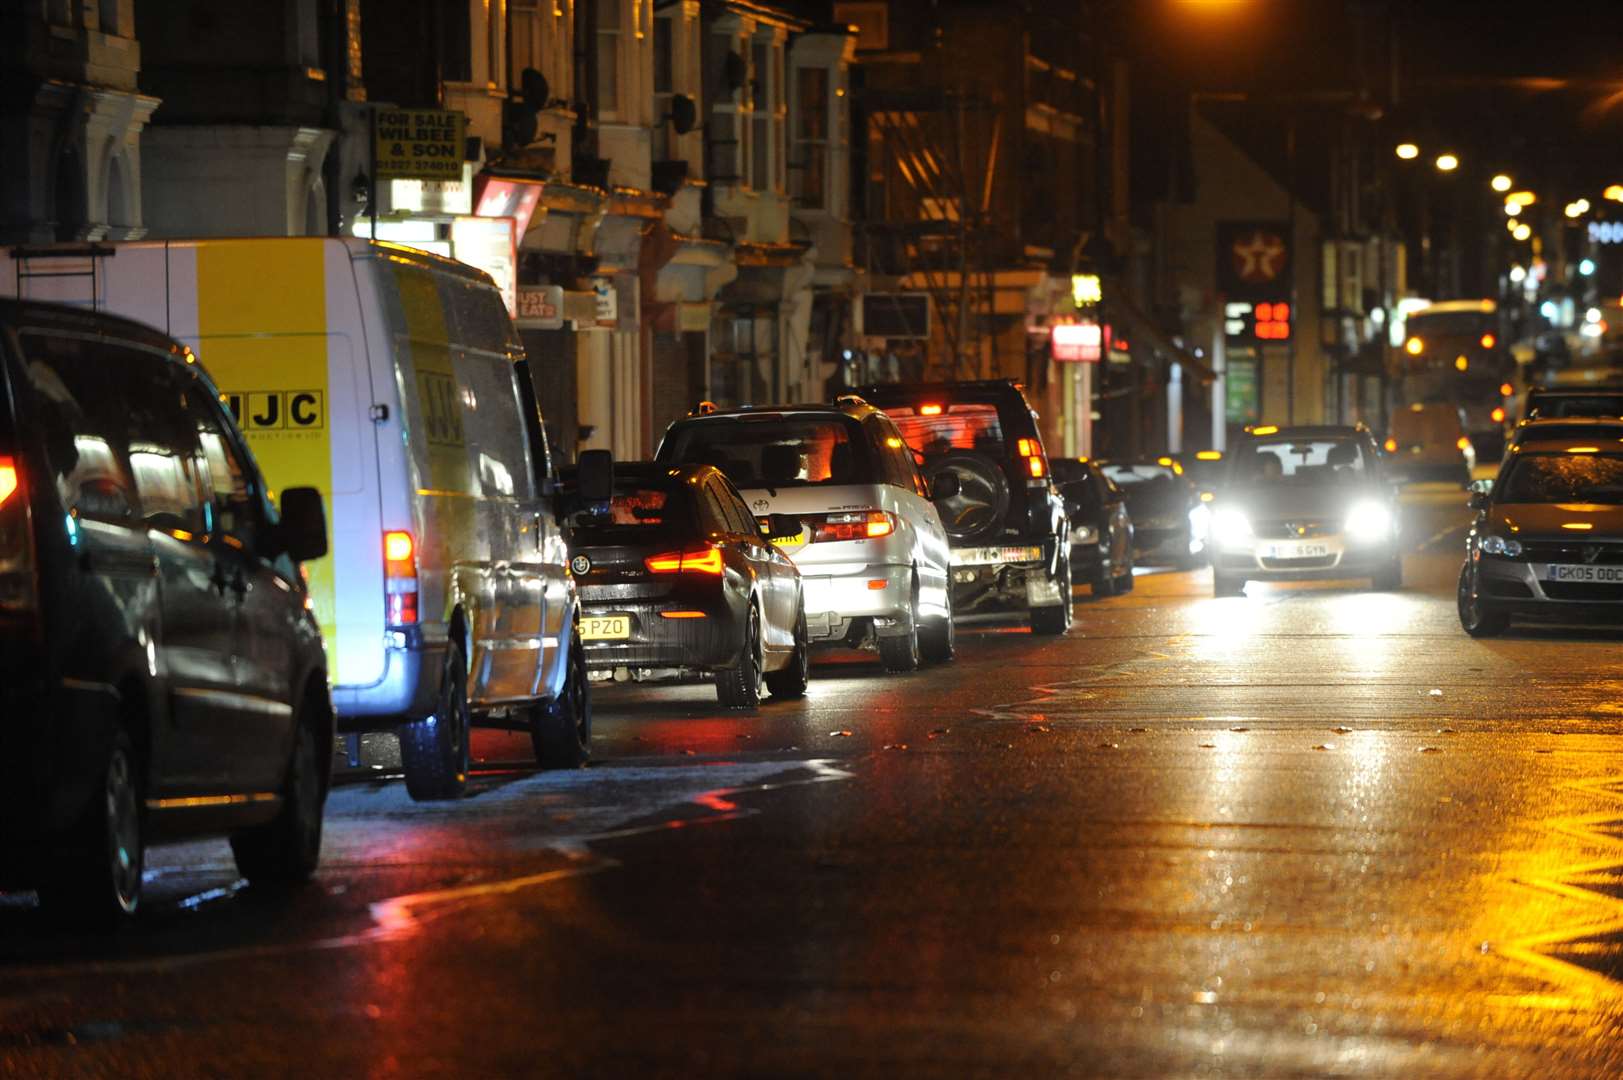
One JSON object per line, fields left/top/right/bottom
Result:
{"left": 7, "top": 483, "right": 1623, "bottom": 1076}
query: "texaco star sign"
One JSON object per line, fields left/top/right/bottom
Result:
{"left": 1231, "top": 229, "right": 1287, "bottom": 284}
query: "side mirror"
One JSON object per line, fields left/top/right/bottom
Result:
{"left": 278, "top": 486, "right": 328, "bottom": 563}
{"left": 930, "top": 471, "right": 961, "bottom": 500}
{"left": 576, "top": 448, "right": 614, "bottom": 503}
{"left": 1467, "top": 491, "right": 1491, "bottom": 511}
{"left": 763, "top": 513, "right": 802, "bottom": 540}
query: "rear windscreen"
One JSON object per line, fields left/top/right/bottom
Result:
{"left": 661, "top": 417, "right": 871, "bottom": 488}
{"left": 887, "top": 404, "right": 1006, "bottom": 462}
{"left": 569, "top": 482, "right": 698, "bottom": 543}
{"left": 1499, "top": 453, "right": 1623, "bottom": 504}
{"left": 1529, "top": 395, "right": 1623, "bottom": 419}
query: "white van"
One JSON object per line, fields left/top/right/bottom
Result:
{"left": 3, "top": 238, "right": 606, "bottom": 800}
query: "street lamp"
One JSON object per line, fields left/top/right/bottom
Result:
{"left": 1491, "top": 174, "right": 1512, "bottom": 193}
{"left": 1606, "top": 184, "right": 1623, "bottom": 203}
{"left": 1513, "top": 223, "right": 1532, "bottom": 241}
{"left": 1504, "top": 201, "right": 1521, "bottom": 217}
{"left": 1435, "top": 153, "right": 1459, "bottom": 172}
{"left": 1395, "top": 142, "right": 1419, "bottom": 160}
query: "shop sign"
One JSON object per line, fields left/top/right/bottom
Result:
{"left": 375, "top": 108, "right": 467, "bottom": 182}
{"left": 516, "top": 285, "right": 566, "bottom": 330}
{"left": 474, "top": 176, "right": 543, "bottom": 240}
{"left": 592, "top": 277, "right": 618, "bottom": 327}
{"left": 1051, "top": 321, "right": 1102, "bottom": 363}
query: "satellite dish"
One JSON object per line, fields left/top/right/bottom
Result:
{"left": 669, "top": 94, "right": 697, "bottom": 135}
{"left": 520, "top": 68, "right": 549, "bottom": 111}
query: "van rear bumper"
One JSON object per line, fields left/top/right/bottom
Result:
{"left": 332, "top": 631, "right": 445, "bottom": 730}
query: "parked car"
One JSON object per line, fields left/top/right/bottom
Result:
{"left": 1383, "top": 402, "right": 1475, "bottom": 485}
{"left": 0, "top": 299, "right": 333, "bottom": 922}
{"left": 857, "top": 380, "right": 1073, "bottom": 634}
{"left": 1522, "top": 384, "right": 1623, "bottom": 421}
{"left": 1173, "top": 449, "right": 1227, "bottom": 500}
{"left": 1097, "top": 458, "right": 1208, "bottom": 568}
{"left": 1504, "top": 417, "right": 1623, "bottom": 459}
{"left": 655, "top": 397, "right": 955, "bottom": 670}
{"left": 1051, "top": 457, "right": 1135, "bottom": 595}
{"left": 4, "top": 239, "right": 609, "bottom": 801}
{"left": 566, "top": 463, "right": 808, "bottom": 708}
{"left": 1208, "top": 424, "right": 1402, "bottom": 596}
{"left": 1459, "top": 431, "right": 1623, "bottom": 636}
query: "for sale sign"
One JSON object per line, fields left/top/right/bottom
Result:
{"left": 374, "top": 108, "right": 467, "bottom": 182}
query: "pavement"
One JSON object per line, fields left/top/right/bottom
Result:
{"left": 7, "top": 482, "right": 1623, "bottom": 1077}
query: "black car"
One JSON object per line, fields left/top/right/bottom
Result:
{"left": 1522, "top": 384, "right": 1623, "bottom": 421}
{"left": 566, "top": 463, "right": 808, "bottom": 709}
{"left": 857, "top": 380, "right": 1073, "bottom": 634}
{"left": 1051, "top": 457, "right": 1135, "bottom": 595}
{"left": 1098, "top": 458, "right": 1208, "bottom": 568}
{"left": 0, "top": 300, "right": 332, "bottom": 922}
{"left": 1458, "top": 433, "right": 1623, "bottom": 636}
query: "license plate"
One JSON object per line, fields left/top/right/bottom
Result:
{"left": 1542, "top": 564, "right": 1623, "bottom": 583}
{"left": 1261, "top": 542, "right": 1330, "bottom": 559}
{"left": 580, "top": 615, "right": 632, "bottom": 640}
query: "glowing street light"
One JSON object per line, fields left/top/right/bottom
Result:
{"left": 1395, "top": 143, "right": 1420, "bottom": 160}
{"left": 1505, "top": 201, "right": 1522, "bottom": 216}
{"left": 1606, "top": 184, "right": 1623, "bottom": 203}
{"left": 1491, "top": 174, "right": 1513, "bottom": 193}
{"left": 1508, "top": 190, "right": 1537, "bottom": 207}
{"left": 1513, "top": 223, "right": 1532, "bottom": 241}
{"left": 1435, "top": 153, "right": 1459, "bottom": 172}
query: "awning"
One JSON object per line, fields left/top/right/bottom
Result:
{"left": 1105, "top": 292, "right": 1217, "bottom": 385}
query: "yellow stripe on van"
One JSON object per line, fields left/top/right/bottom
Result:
{"left": 194, "top": 240, "right": 343, "bottom": 678}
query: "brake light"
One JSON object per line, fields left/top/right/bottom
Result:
{"left": 1456, "top": 437, "right": 1472, "bottom": 451}
{"left": 384, "top": 530, "right": 419, "bottom": 625}
{"left": 1480, "top": 333, "right": 1496, "bottom": 349}
{"left": 1384, "top": 438, "right": 1397, "bottom": 452}
{"left": 1027, "top": 456, "right": 1045, "bottom": 478}
{"left": 810, "top": 510, "right": 895, "bottom": 543}
{"left": 1491, "top": 406, "right": 1506, "bottom": 423}
{"left": 919, "top": 403, "right": 943, "bottom": 416}
{"left": 0, "top": 454, "right": 36, "bottom": 615}
{"left": 645, "top": 546, "right": 725, "bottom": 574}
{"left": 0, "top": 458, "right": 15, "bottom": 508}
{"left": 1015, "top": 438, "right": 1046, "bottom": 478}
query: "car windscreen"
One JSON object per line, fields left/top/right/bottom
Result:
{"left": 1528, "top": 394, "right": 1623, "bottom": 419}
{"left": 1513, "top": 423, "right": 1623, "bottom": 446}
{"left": 885, "top": 403, "right": 1006, "bottom": 463}
{"left": 660, "top": 416, "right": 872, "bottom": 488}
{"left": 1101, "top": 463, "right": 1177, "bottom": 490}
{"left": 568, "top": 482, "right": 698, "bottom": 542}
{"left": 1227, "top": 438, "right": 1369, "bottom": 485}
{"left": 1498, "top": 452, "right": 1623, "bottom": 505}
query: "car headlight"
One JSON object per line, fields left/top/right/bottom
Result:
{"left": 1480, "top": 534, "right": 1523, "bottom": 556}
{"left": 1344, "top": 500, "right": 1393, "bottom": 542}
{"left": 1211, "top": 507, "right": 1252, "bottom": 545}
{"left": 1187, "top": 502, "right": 1211, "bottom": 542}
{"left": 1070, "top": 523, "right": 1098, "bottom": 545}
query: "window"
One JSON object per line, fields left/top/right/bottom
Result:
{"left": 184, "top": 383, "right": 266, "bottom": 551}
{"left": 652, "top": 14, "right": 674, "bottom": 159}
{"left": 866, "top": 417, "right": 915, "bottom": 491}
{"left": 662, "top": 416, "right": 872, "bottom": 490}
{"left": 440, "top": 0, "right": 473, "bottom": 82}
{"left": 708, "top": 477, "right": 757, "bottom": 536}
{"left": 888, "top": 403, "right": 1006, "bottom": 463}
{"left": 455, "top": 351, "right": 538, "bottom": 499}
{"left": 596, "top": 0, "right": 621, "bottom": 116}
{"left": 793, "top": 66, "right": 828, "bottom": 208}
{"left": 18, "top": 332, "right": 141, "bottom": 526}
{"left": 750, "top": 41, "right": 770, "bottom": 190}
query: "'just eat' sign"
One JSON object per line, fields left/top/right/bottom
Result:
{"left": 374, "top": 109, "right": 467, "bottom": 182}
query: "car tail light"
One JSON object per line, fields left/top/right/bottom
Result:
{"left": 0, "top": 455, "right": 37, "bottom": 615}
{"left": 1480, "top": 333, "right": 1496, "bottom": 349}
{"left": 1491, "top": 406, "right": 1506, "bottom": 423}
{"left": 1015, "top": 438, "right": 1047, "bottom": 479}
{"left": 645, "top": 546, "right": 725, "bottom": 575}
{"left": 1383, "top": 438, "right": 1397, "bottom": 453}
{"left": 810, "top": 510, "right": 895, "bottom": 543}
{"left": 384, "top": 530, "right": 419, "bottom": 625}
{"left": 1456, "top": 437, "right": 1472, "bottom": 452}
{"left": 919, "top": 403, "right": 943, "bottom": 416}
{"left": 1500, "top": 382, "right": 1513, "bottom": 397}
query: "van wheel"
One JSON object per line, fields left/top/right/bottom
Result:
{"left": 232, "top": 712, "right": 325, "bottom": 886}
{"left": 38, "top": 732, "right": 143, "bottom": 926}
{"left": 919, "top": 588, "right": 955, "bottom": 664}
{"left": 878, "top": 579, "right": 922, "bottom": 671}
{"left": 400, "top": 642, "right": 470, "bottom": 801}
{"left": 716, "top": 604, "right": 764, "bottom": 709}
{"left": 764, "top": 606, "right": 810, "bottom": 699}
{"left": 1030, "top": 556, "right": 1072, "bottom": 636}
{"left": 532, "top": 630, "right": 591, "bottom": 767}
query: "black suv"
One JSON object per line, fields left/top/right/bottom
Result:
{"left": 0, "top": 300, "right": 332, "bottom": 922}
{"left": 857, "top": 380, "right": 1072, "bottom": 634}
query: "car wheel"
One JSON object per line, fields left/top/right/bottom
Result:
{"left": 38, "top": 731, "right": 143, "bottom": 925}
{"left": 1030, "top": 555, "right": 1072, "bottom": 636}
{"left": 1457, "top": 562, "right": 1508, "bottom": 637}
{"left": 1213, "top": 571, "right": 1244, "bottom": 598}
{"left": 919, "top": 583, "right": 955, "bottom": 664}
{"left": 716, "top": 604, "right": 764, "bottom": 709}
{"left": 400, "top": 640, "right": 471, "bottom": 801}
{"left": 765, "top": 605, "right": 811, "bottom": 699}
{"left": 1373, "top": 556, "right": 1403, "bottom": 592}
{"left": 231, "top": 708, "right": 326, "bottom": 886}
{"left": 1115, "top": 550, "right": 1135, "bottom": 593}
{"left": 532, "top": 629, "right": 591, "bottom": 767}
{"left": 1093, "top": 568, "right": 1117, "bottom": 597}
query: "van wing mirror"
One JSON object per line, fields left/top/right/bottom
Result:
{"left": 763, "top": 513, "right": 802, "bottom": 540}
{"left": 930, "top": 471, "right": 961, "bottom": 500}
{"left": 576, "top": 448, "right": 614, "bottom": 503}
{"left": 277, "top": 486, "right": 328, "bottom": 563}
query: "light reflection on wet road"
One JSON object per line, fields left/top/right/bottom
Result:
{"left": 6, "top": 483, "right": 1623, "bottom": 1076}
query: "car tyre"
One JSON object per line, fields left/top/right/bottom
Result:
{"left": 1030, "top": 555, "right": 1072, "bottom": 636}
{"left": 232, "top": 709, "right": 326, "bottom": 886}
{"left": 716, "top": 604, "right": 764, "bottom": 709}
{"left": 919, "top": 585, "right": 955, "bottom": 664}
{"left": 400, "top": 640, "right": 471, "bottom": 801}
{"left": 1373, "top": 556, "right": 1403, "bottom": 592}
{"left": 765, "top": 605, "right": 811, "bottom": 699}
{"left": 38, "top": 731, "right": 143, "bottom": 926}
{"left": 532, "top": 629, "right": 591, "bottom": 767}
{"left": 1457, "top": 562, "right": 1508, "bottom": 637}
{"left": 1093, "top": 569, "right": 1117, "bottom": 597}
{"left": 1213, "top": 571, "right": 1244, "bottom": 598}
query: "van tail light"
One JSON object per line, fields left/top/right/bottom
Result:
{"left": 0, "top": 455, "right": 37, "bottom": 615}
{"left": 1383, "top": 438, "right": 1398, "bottom": 453}
{"left": 1457, "top": 437, "right": 1472, "bottom": 452}
{"left": 384, "top": 529, "right": 419, "bottom": 625}
{"left": 809, "top": 510, "right": 894, "bottom": 543}
{"left": 645, "top": 546, "right": 725, "bottom": 575}
{"left": 1015, "top": 438, "right": 1047, "bottom": 479}
{"left": 1491, "top": 407, "right": 1506, "bottom": 423}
